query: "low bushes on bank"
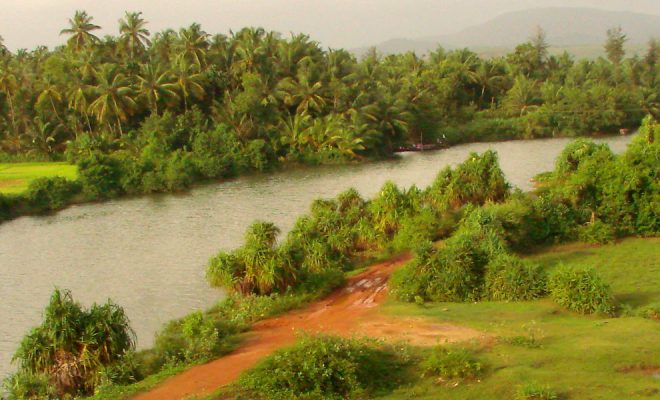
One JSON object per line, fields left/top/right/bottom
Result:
{"left": 237, "top": 335, "right": 407, "bottom": 399}
{"left": 548, "top": 264, "right": 616, "bottom": 315}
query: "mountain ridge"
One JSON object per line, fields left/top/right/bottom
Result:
{"left": 353, "top": 7, "right": 660, "bottom": 58}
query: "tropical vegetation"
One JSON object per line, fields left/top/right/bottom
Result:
{"left": 0, "top": 12, "right": 658, "bottom": 222}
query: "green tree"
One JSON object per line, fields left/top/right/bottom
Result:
{"left": 88, "top": 64, "right": 137, "bottom": 135}
{"left": 119, "top": 11, "right": 151, "bottom": 59}
{"left": 11, "top": 289, "right": 135, "bottom": 396}
{"left": 136, "top": 64, "right": 179, "bottom": 115}
{"left": 172, "top": 56, "right": 206, "bottom": 111}
{"left": 60, "top": 10, "right": 101, "bottom": 52}
{"left": 605, "top": 26, "right": 627, "bottom": 65}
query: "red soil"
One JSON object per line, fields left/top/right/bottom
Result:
{"left": 133, "top": 254, "right": 486, "bottom": 400}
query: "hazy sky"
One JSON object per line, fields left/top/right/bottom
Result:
{"left": 1, "top": 0, "right": 659, "bottom": 51}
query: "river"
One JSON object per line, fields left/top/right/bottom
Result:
{"left": 0, "top": 135, "right": 634, "bottom": 378}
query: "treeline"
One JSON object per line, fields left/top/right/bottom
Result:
{"left": 0, "top": 13, "right": 658, "bottom": 192}
{"left": 6, "top": 116, "right": 658, "bottom": 398}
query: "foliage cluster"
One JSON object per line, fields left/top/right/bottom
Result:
{"left": 420, "top": 346, "right": 483, "bottom": 382}
{"left": 547, "top": 264, "right": 616, "bottom": 315}
{"left": 391, "top": 119, "right": 658, "bottom": 308}
{"left": 0, "top": 176, "right": 81, "bottom": 222}
{"left": 207, "top": 151, "right": 510, "bottom": 298}
{"left": 237, "top": 335, "right": 407, "bottom": 400}
{"left": 7, "top": 289, "right": 135, "bottom": 398}
{"left": 1, "top": 12, "right": 656, "bottom": 220}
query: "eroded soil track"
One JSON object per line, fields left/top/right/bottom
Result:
{"left": 134, "top": 254, "right": 485, "bottom": 400}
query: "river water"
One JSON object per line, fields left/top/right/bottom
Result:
{"left": 0, "top": 135, "right": 634, "bottom": 378}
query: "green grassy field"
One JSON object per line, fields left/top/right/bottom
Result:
{"left": 0, "top": 162, "right": 78, "bottom": 194}
{"left": 380, "top": 238, "right": 660, "bottom": 400}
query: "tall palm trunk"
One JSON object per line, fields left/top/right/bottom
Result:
{"left": 7, "top": 94, "right": 17, "bottom": 135}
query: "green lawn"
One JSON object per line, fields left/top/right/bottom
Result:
{"left": 380, "top": 238, "right": 660, "bottom": 400}
{"left": 0, "top": 162, "right": 78, "bottom": 194}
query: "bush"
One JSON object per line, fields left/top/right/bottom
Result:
{"left": 25, "top": 176, "right": 81, "bottom": 212}
{"left": 238, "top": 335, "right": 405, "bottom": 399}
{"left": 0, "top": 192, "right": 20, "bottom": 221}
{"left": 390, "top": 207, "right": 442, "bottom": 252}
{"left": 554, "top": 139, "right": 614, "bottom": 175}
{"left": 577, "top": 219, "right": 615, "bottom": 244}
{"left": 484, "top": 254, "right": 546, "bottom": 301}
{"left": 11, "top": 289, "right": 135, "bottom": 396}
{"left": 77, "top": 153, "right": 123, "bottom": 199}
{"left": 151, "top": 311, "right": 234, "bottom": 369}
{"left": 515, "top": 382, "right": 559, "bottom": 400}
{"left": 427, "top": 150, "right": 510, "bottom": 210}
{"left": 637, "top": 302, "right": 660, "bottom": 320}
{"left": 421, "top": 346, "right": 483, "bottom": 382}
{"left": 3, "top": 371, "right": 55, "bottom": 400}
{"left": 548, "top": 265, "right": 616, "bottom": 315}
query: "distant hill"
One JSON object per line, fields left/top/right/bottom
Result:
{"left": 353, "top": 7, "right": 660, "bottom": 58}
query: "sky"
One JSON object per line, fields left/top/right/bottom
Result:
{"left": 1, "top": 0, "right": 659, "bottom": 51}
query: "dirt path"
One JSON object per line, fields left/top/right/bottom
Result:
{"left": 134, "top": 254, "right": 485, "bottom": 400}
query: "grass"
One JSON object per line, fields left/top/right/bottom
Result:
{"left": 379, "top": 237, "right": 660, "bottom": 400}
{"left": 0, "top": 162, "right": 78, "bottom": 194}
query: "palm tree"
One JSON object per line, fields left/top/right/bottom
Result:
{"left": 60, "top": 10, "right": 101, "bottom": 52}
{"left": 172, "top": 56, "right": 205, "bottom": 111}
{"left": 36, "top": 79, "right": 64, "bottom": 123}
{"left": 119, "top": 11, "right": 151, "bottom": 60}
{"left": 504, "top": 75, "right": 540, "bottom": 116}
{"left": 468, "top": 62, "right": 507, "bottom": 106}
{"left": 0, "top": 35, "right": 8, "bottom": 55}
{"left": 88, "top": 64, "right": 137, "bottom": 135}
{"left": 279, "top": 111, "right": 312, "bottom": 153}
{"left": 0, "top": 66, "right": 18, "bottom": 134}
{"left": 24, "top": 117, "right": 64, "bottom": 155}
{"left": 277, "top": 72, "right": 326, "bottom": 114}
{"left": 136, "top": 64, "right": 179, "bottom": 115}
{"left": 231, "top": 27, "right": 266, "bottom": 74}
{"left": 177, "top": 23, "right": 210, "bottom": 67}
{"left": 67, "top": 79, "right": 93, "bottom": 134}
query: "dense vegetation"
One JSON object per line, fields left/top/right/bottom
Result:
{"left": 5, "top": 113, "right": 657, "bottom": 397}
{"left": 7, "top": 289, "right": 135, "bottom": 398}
{"left": 0, "top": 12, "right": 658, "bottom": 221}
{"left": 237, "top": 335, "right": 408, "bottom": 399}
{"left": 390, "top": 116, "right": 658, "bottom": 306}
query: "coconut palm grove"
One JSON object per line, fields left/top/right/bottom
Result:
{"left": 0, "top": 5, "right": 658, "bottom": 400}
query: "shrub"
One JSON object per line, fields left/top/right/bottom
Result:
{"left": 389, "top": 242, "right": 437, "bottom": 303}
{"left": 77, "top": 153, "right": 123, "bottom": 199}
{"left": 191, "top": 124, "right": 240, "bottom": 179}
{"left": 515, "top": 382, "right": 559, "bottom": 400}
{"left": 390, "top": 207, "right": 442, "bottom": 252}
{"left": 152, "top": 311, "right": 234, "bottom": 368}
{"left": 0, "top": 192, "right": 20, "bottom": 221}
{"left": 554, "top": 139, "right": 614, "bottom": 175}
{"left": 637, "top": 302, "right": 660, "bottom": 320}
{"left": 484, "top": 254, "right": 546, "bottom": 301}
{"left": 421, "top": 346, "right": 483, "bottom": 382}
{"left": 24, "top": 176, "right": 81, "bottom": 212}
{"left": 238, "top": 335, "right": 404, "bottom": 399}
{"left": 577, "top": 219, "right": 615, "bottom": 244}
{"left": 548, "top": 265, "right": 616, "bottom": 315}
{"left": 11, "top": 289, "right": 135, "bottom": 396}
{"left": 95, "top": 352, "right": 142, "bottom": 389}
{"left": 180, "top": 312, "right": 221, "bottom": 361}
{"left": 427, "top": 150, "right": 510, "bottom": 210}
{"left": 2, "top": 371, "right": 55, "bottom": 400}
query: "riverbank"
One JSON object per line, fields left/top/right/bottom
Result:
{"left": 0, "top": 131, "right": 633, "bottom": 226}
{"left": 0, "top": 135, "right": 636, "bottom": 382}
{"left": 95, "top": 237, "right": 660, "bottom": 400}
